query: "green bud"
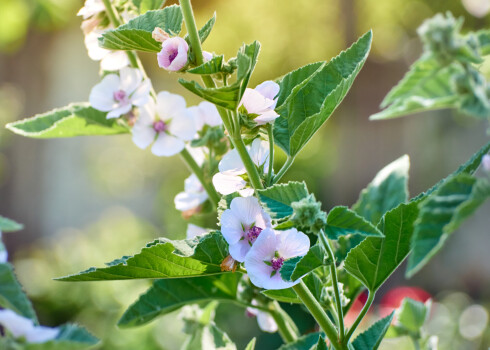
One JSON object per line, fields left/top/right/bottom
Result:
{"left": 290, "top": 194, "right": 327, "bottom": 234}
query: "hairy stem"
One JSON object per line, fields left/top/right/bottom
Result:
{"left": 180, "top": 148, "right": 220, "bottom": 207}
{"left": 232, "top": 136, "right": 264, "bottom": 190}
{"left": 344, "top": 291, "right": 375, "bottom": 344}
{"left": 270, "top": 301, "right": 299, "bottom": 343}
{"left": 319, "top": 229, "right": 345, "bottom": 341}
{"left": 266, "top": 123, "right": 274, "bottom": 186}
{"left": 273, "top": 156, "right": 294, "bottom": 184}
{"left": 292, "top": 281, "right": 343, "bottom": 350}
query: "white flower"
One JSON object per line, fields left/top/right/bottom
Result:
{"left": 174, "top": 174, "right": 208, "bottom": 211}
{"left": 220, "top": 196, "right": 272, "bottom": 262}
{"left": 84, "top": 29, "right": 130, "bottom": 71}
{"left": 0, "top": 231, "right": 6, "bottom": 263}
{"left": 0, "top": 310, "right": 59, "bottom": 343}
{"left": 187, "top": 101, "right": 222, "bottom": 132}
{"left": 89, "top": 67, "right": 151, "bottom": 119}
{"left": 186, "top": 224, "right": 208, "bottom": 239}
{"left": 77, "top": 0, "right": 105, "bottom": 19}
{"left": 212, "top": 138, "right": 269, "bottom": 195}
{"left": 240, "top": 81, "right": 280, "bottom": 125}
{"left": 482, "top": 154, "right": 490, "bottom": 172}
{"left": 132, "top": 92, "right": 196, "bottom": 156}
{"left": 244, "top": 228, "right": 310, "bottom": 290}
{"left": 246, "top": 300, "right": 278, "bottom": 333}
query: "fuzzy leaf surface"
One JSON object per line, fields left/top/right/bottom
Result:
{"left": 257, "top": 181, "right": 309, "bottom": 219}
{"left": 280, "top": 244, "right": 325, "bottom": 282}
{"left": 325, "top": 206, "right": 383, "bottom": 239}
{"left": 351, "top": 312, "right": 394, "bottom": 350}
{"left": 0, "top": 263, "right": 37, "bottom": 322}
{"left": 277, "top": 333, "right": 321, "bottom": 350}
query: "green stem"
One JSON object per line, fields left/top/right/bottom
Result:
{"left": 344, "top": 291, "right": 375, "bottom": 344}
{"left": 232, "top": 136, "right": 264, "bottom": 190}
{"left": 273, "top": 156, "right": 294, "bottom": 184}
{"left": 180, "top": 148, "right": 220, "bottom": 207}
{"left": 319, "top": 229, "right": 345, "bottom": 341}
{"left": 293, "top": 281, "right": 343, "bottom": 350}
{"left": 266, "top": 123, "right": 274, "bottom": 186}
{"left": 270, "top": 301, "right": 299, "bottom": 343}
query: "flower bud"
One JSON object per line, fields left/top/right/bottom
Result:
{"left": 152, "top": 27, "right": 170, "bottom": 43}
{"left": 220, "top": 255, "right": 238, "bottom": 272}
{"left": 157, "top": 37, "right": 189, "bottom": 72}
{"left": 290, "top": 194, "right": 327, "bottom": 234}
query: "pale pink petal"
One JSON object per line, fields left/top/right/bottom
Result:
{"left": 244, "top": 229, "right": 278, "bottom": 289}
{"left": 101, "top": 51, "right": 130, "bottom": 71}
{"left": 89, "top": 74, "right": 119, "bottom": 111}
{"left": 229, "top": 239, "right": 252, "bottom": 262}
{"left": 174, "top": 191, "right": 207, "bottom": 211}
{"left": 151, "top": 133, "right": 185, "bottom": 157}
{"left": 254, "top": 110, "right": 280, "bottom": 125}
{"left": 0, "top": 310, "right": 35, "bottom": 339}
{"left": 119, "top": 67, "right": 143, "bottom": 95}
{"left": 169, "top": 109, "right": 196, "bottom": 141}
{"left": 132, "top": 122, "right": 156, "bottom": 149}
{"left": 199, "top": 101, "right": 222, "bottom": 127}
{"left": 277, "top": 228, "right": 310, "bottom": 259}
{"left": 230, "top": 196, "right": 264, "bottom": 227}
{"left": 255, "top": 81, "right": 280, "bottom": 104}
{"left": 157, "top": 37, "right": 189, "bottom": 72}
{"left": 219, "top": 149, "right": 246, "bottom": 175}
{"left": 155, "top": 91, "right": 187, "bottom": 121}
{"left": 106, "top": 104, "right": 131, "bottom": 119}
{"left": 202, "top": 51, "right": 213, "bottom": 62}
{"left": 257, "top": 311, "right": 278, "bottom": 333}
{"left": 184, "top": 174, "right": 203, "bottom": 192}
{"left": 249, "top": 139, "right": 270, "bottom": 172}
{"left": 213, "top": 172, "right": 246, "bottom": 195}
{"left": 77, "top": 0, "right": 105, "bottom": 18}
{"left": 240, "top": 88, "right": 275, "bottom": 114}
{"left": 130, "top": 79, "right": 152, "bottom": 106}
{"left": 186, "top": 224, "right": 208, "bottom": 239}
{"left": 238, "top": 188, "right": 255, "bottom": 197}
{"left": 84, "top": 30, "right": 108, "bottom": 61}
{"left": 188, "top": 105, "right": 204, "bottom": 131}
{"left": 25, "top": 326, "right": 59, "bottom": 343}
{"left": 187, "top": 146, "right": 206, "bottom": 166}
{"left": 220, "top": 209, "right": 244, "bottom": 245}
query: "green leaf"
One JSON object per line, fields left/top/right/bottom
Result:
{"left": 134, "top": 0, "right": 166, "bottom": 14}
{"left": 476, "top": 29, "right": 490, "bottom": 56}
{"left": 274, "top": 31, "right": 372, "bottom": 157}
{"left": 99, "top": 6, "right": 183, "bottom": 52}
{"left": 311, "top": 336, "right": 328, "bottom": 350}
{"left": 57, "top": 232, "right": 231, "bottom": 281}
{"left": 257, "top": 181, "right": 309, "bottom": 219}
{"left": 0, "top": 216, "right": 23, "bottom": 232}
{"left": 0, "top": 263, "right": 37, "bottom": 322}
{"left": 187, "top": 55, "right": 224, "bottom": 75}
{"left": 280, "top": 244, "right": 326, "bottom": 282}
{"left": 353, "top": 155, "right": 410, "bottom": 225}
{"left": 244, "top": 338, "right": 256, "bottom": 350}
{"left": 325, "top": 206, "right": 383, "bottom": 239}
{"left": 197, "top": 13, "right": 216, "bottom": 44}
{"left": 344, "top": 203, "right": 418, "bottom": 292}
{"left": 118, "top": 274, "right": 240, "bottom": 327}
{"left": 351, "top": 312, "right": 394, "bottom": 350}
{"left": 6, "top": 103, "right": 128, "bottom": 138}
{"left": 263, "top": 272, "right": 323, "bottom": 304}
{"left": 24, "top": 324, "right": 99, "bottom": 350}
{"left": 278, "top": 332, "right": 321, "bottom": 350}
{"left": 396, "top": 298, "right": 430, "bottom": 333}
{"left": 406, "top": 174, "right": 490, "bottom": 277}
{"left": 183, "top": 323, "right": 236, "bottom": 350}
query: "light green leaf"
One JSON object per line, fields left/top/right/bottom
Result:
{"left": 396, "top": 298, "right": 430, "bottom": 333}
{"left": 280, "top": 244, "right": 325, "bottom": 282}
{"left": 57, "top": 232, "right": 231, "bottom": 281}
{"left": 0, "top": 216, "right": 23, "bottom": 232}
{"left": 6, "top": 103, "right": 128, "bottom": 139}
{"left": 325, "top": 206, "right": 383, "bottom": 239}
{"left": 476, "top": 29, "right": 490, "bottom": 56}
{"left": 197, "top": 13, "right": 216, "bottom": 44}
{"left": 118, "top": 274, "right": 240, "bottom": 327}
{"left": 274, "top": 31, "right": 372, "bottom": 157}
{"left": 257, "top": 181, "right": 309, "bottom": 219}
{"left": 244, "top": 338, "right": 256, "bottom": 350}
{"left": 0, "top": 263, "right": 37, "bottom": 322}
{"left": 187, "top": 55, "right": 224, "bottom": 75}
{"left": 278, "top": 332, "right": 321, "bottom": 350}
{"left": 353, "top": 155, "right": 410, "bottom": 225}
{"left": 344, "top": 203, "right": 418, "bottom": 292}
{"left": 183, "top": 323, "right": 236, "bottom": 350}
{"left": 99, "top": 6, "right": 183, "bottom": 52}
{"left": 263, "top": 272, "right": 323, "bottom": 304}
{"left": 24, "top": 324, "right": 99, "bottom": 350}
{"left": 351, "top": 312, "right": 394, "bottom": 350}
{"left": 406, "top": 174, "right": 490, "bottom": 277}
{"left": 311, "top": 336, "right": 328, "bottom": 350}
{"left": 134, "top": 0, "right": 166, "bottom": 14}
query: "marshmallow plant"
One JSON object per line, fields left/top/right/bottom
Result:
{"left": 5, "top": 1, "right": 490, "bottom": 349}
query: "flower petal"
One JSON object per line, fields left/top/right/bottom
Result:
{"left": 174, "top": 191, "right": 207, "bottom": 211}
{"left": 84, "top": 30, "right": 108, "bottom": 61}
{"left": 228, "top": 238, "right": 252, "bottom": 262}
{"left": 254, "top": 110, "right": 280, "bottom": 125}
{"left": 119, "top": 67, "right": 143, "bottom": 95}
{"left": 106, "top": 104, "right": 131, "bottom": 119}
{"left": 220, "top": 209, "right": 244, "bottom": 245}
{"left": 240, "top": 88, "right": 275, "bottom": 114}
{"left": 186, "top": 224, "right": 208, "bottom": 239}
{"left": 132, "top": 122, "right": 156, "bottom": 149}
{"left": 151, "top": 133, "right": 185, "bottom": 157}
{"left": 169, "top": 109, "right": 196, "bottom": 141}
{"left": 219, "top": 149, "right": 246, "bottom": 175}
{"left": 257, "top": 311, "right": 278, "bottom": 333}
{"left": 156, "top": 91, "right": 187, "bottom": 120}
{"left": 255, "top": 81, "right": 280, "bottom": 106}
{"left": 244, "top": 228, "right": 277, "bottom": 289}
{"left": 230, "top": 196, "right": 264, "bottom": 227}
{"left": 130, "top": 79, "right": 152, "bottom": 106}
{"left": 199, "top": 101, "right": 222, "bottom": 127}
{"left": 212, "top": 173, "right": 246, "bottom": 195}
{"left": 249, "top": 138, "right": 270, "bottom": 171}
{"left": 277, "top": 228, "right": 310, "bottom": 259}
{"left": 89, "top": 74, "right": 119, "bottom": 111}
{"left": 0, "top": 310, "right": 34, "bottom": 339}
{"left": 100, "top": 51, "right": 130, "bottom": 71}
{"left": 25, "top": 326, "right": 59, "bottom": 343}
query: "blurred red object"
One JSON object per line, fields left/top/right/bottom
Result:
{"left": 379, "top": 286, "right": 431, "bottom": 317}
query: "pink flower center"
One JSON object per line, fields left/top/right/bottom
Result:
{"left": 271, "top": 256, "right": 284, "bottom": 271}
{"left": 168, "top": 49, "right": 178, "bottom": 63}
{"left": 113, "top": 90, "right": 128, "bottom": 104}
{"left": 153, "top": 120, "right": 168, "bottom": 133}
{"left": 246, "top": 225, "right": 262, "bottom": 244}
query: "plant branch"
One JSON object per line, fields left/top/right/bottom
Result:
{"left": 344, "top": 291, "right": 375, "bottom": 344}
{"left": 270, "top": 301, "right": 299, "bottom": 343}
{"left": 319, "top": 229, "right": 345, "bottom": 341}
{"left": 273, "top": 156, "right": 294, "bottom": 184}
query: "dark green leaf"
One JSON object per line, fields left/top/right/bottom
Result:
{"left": 351, "top": 312, "right": 394, "bottom": 350}
{"left": 344, "top": 203, "right": 418, "bottom": 292}
{"left": 118, "top": 274, "right": 240, "bottom": 327}
{"left": 311, "top": 336, "right": 328, "bottom": 350}
{"left": 57, "top": 232, "right": 231, "bottom": 281}
{"left": 353, "top": 155, "right": 410, "bottom": 225}
{"left": 406, "top": 174, "right": 490, "bottom": 277}
{"left": 476, "top": 29, "right": 490, "bottom": 56}
{"left": 187, "top": 55, "right": 224, "bottom": 75}
{"left": 257, "top": 181, "right": 309, "bottom": 219}
{"left": 274, "top": 31, "right": 372, "bottom": 157}
{"left": 278, "top": 332, "right": 321, "bottom": 350}
{"left": 325, "top": 206, "right": 383, "bottom": 239}
{"left": 100, "top": 6, "right": 183, "bottom": 52}
{"left": 0, "top": 216, "right": 23, "bottom": 232}
{"left": 6, "top": 103, "right": 128, "bottom": 138}
{"left": 280, "top": 244, "right": 326, "bottom": 282}
{"left": 0, "top": 263, "right": 37, "bottom": 322}
{"left": 396, "top": 298, "right": 430, "bottom": 332}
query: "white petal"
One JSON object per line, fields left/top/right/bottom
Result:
{"left": 101, "top": 51, "right": 130, "bottom": 71}
{"left": 25, "top": 326, "right": 59, "bottom": 343}
{"left": 174, "top": 191, "right": 207, "bottom": 211}
{"left": 212, "top": 172, "right": 246, "bottom": 195}
{"left": 230, "top": 196, "right": 264, "bottom": 227}
{"left": 255, "top": 81, "right": 280, "bottom": 103}
{"left": 277, "top": 228, "right": 310, "bottom": 259}
{"left": 238, "top": 188, "right": 255, "bottom": 197}
{"left": 130, "top": 79, "right": 152, "bottom": 106}
{"left": 119, "top": 67, "right": 143, "bottom": 95}
{"left": 249, "top": 139, "right": 270, "bottom": 171}
{"left": 156, "top": 91, "right": 187, "bottom": 120}
{"left": 254, "top": 110, "right": 280, "bottom": 125}
{"left": 219, "top": 149, "right": 246, "bottom": 175}
{"left": 244, "top": 229, "right": 277, "bottom": 289}
{"left": 106, "top": 104, "right": 131, "bottom": 119}
{"left": 169, "top": 109, "right": 196, "bottom": 141}
{"left": 229, "top": 239, "right": 252, "bottom": 262}
{"left": 186, "top": 224, "right": 208, "bottom": 239}
{"left": 77, "top": 0, "right": 105, "bottom": 19}
{"left": 0, "top": 250, "right": 7, "bottom": 263}
{"left": 132, "top": 121, "right": 156, "bottom": 149}
{"left": 199, "top": 101, "right": 222, "bottom": 127}
{"left": 89, "top": 74, "right": 119, "bottom": 111}
{"left": 0, "top": 310, "right": 35, "bottom": 338}
{"left": 187, "top": 146, "right": 206, "bottom": 166}
{"left": 151, "top": 133, "right": 185, "bottom": 157}
{"left": 220, "top": 209, "right": 245, "bottom": 245}
{"left": 240, "top": 88, "right": 275, "bottom": 114}
{"left": 188, "top": 105, "right": 204, "bottom": 131}
{"left": 257, "top": 311, "right": 278, "bottom": 333}
{"left": 184, "top": 174, "right": 204, "bottom": 192}
{"left": 84, "top": 30, "right": 108, "bottom": 61}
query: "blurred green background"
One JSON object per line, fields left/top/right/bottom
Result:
{"left": 0, "top": 0, "right": 489, "bottom": 349}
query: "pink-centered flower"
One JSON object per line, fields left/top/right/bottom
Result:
{"left": 246, "top": 299, "right": 278, "bottom": 333}
{"left": 245, "top": 228, "right": 310, "bottom": 290}
{"left": 157, "top": 37, "right": 189, "bottom": 72}
{"left": 174, "top": 174, "right": 208, "bottom": 211}
{"left": 212, "top": 138, "right": 269, "bottom": 195}
{"left": 240, "top": 81, "right": 280, "bottom": 125}
{"left": 220, "top": 196, "right": 272, "bottom": 262}
{"left": 89, "top": 67, "right": 151, "bottom": 119}
{"left": 0, "top": 310, "right": 59, "bottom": 343}
{"left": 132, "top": 92, "right": 196, "bottom": 156}
{"left": 188, "top": 101, "right": 222, "bottom": 132}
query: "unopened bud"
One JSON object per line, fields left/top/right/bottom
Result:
{"left": 290, "top": 194, "right": 327, "bottom": 234}
{"left": 220, "top": 255, "right": 237, "bottom": 272}
{"left": 152, "top": 27, "right": 170, "bottom": 43}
